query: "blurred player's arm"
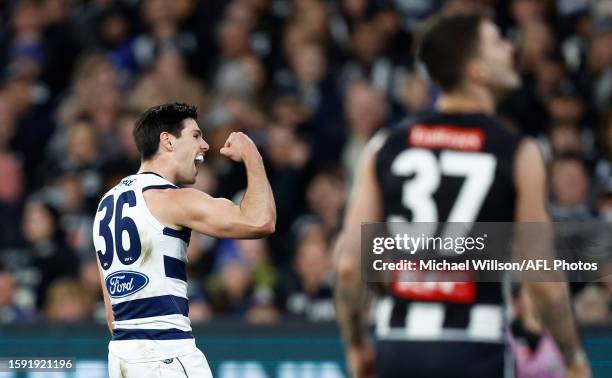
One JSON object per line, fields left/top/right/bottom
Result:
{"left": 334, "top": 137, "right": 383, "bottom": 378}
{"left": 157, "top": 132, "right": 276, "bottom": 239}
{"left": 514, "top": 139, "right": 590, "bottom": 377}
{"left": 97, "top": 262, "right": 114, "bottom": 336}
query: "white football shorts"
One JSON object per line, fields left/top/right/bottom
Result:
{"left": 108, "top": 348, "right": 213, "bottom": 377}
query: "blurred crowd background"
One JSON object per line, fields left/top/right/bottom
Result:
{"left": 0, "top": 0, "right": 610, "bottom": 328}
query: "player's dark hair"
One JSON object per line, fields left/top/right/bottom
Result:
{"left": 416, "top": 10, "right": 491, "bottom": 92}
{"left": 133, "top": 102, "right": 198, "bottom": 161}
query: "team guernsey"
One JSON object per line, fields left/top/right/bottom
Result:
{"left": 374, "top": 112, "right": 522, "bottom": 375}
{"left": 92, "top": 172, "right": 195, "bottom": 362}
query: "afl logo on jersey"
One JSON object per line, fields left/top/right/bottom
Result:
{"left": 105, "top": 271, "right": 149, "bottom": 298}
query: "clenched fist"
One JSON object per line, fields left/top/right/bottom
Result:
{"left": 219, "top": 132, "right": 261, "bottom": 163}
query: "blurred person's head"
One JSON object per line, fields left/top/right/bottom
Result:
{"left": 291, "top": 43, "right": 327, "bottom": 87}
{"left": 66, "top": 118, "right": 100, "bottom": 165}
{"left": 517, "top": 21, "right": 555, "bottom": 72}
{"left": 44, "top": 278, "right": 94, "bottom": 323}
{"left": 549, "top": 123, "right": 583, "bottom": 155}
{"left": 242, "top": 0, "right": 269, "bottom": 14}
{"left": 224, "top": 0, "right": 257, "bottom": 31}
{"left": 22, "top": 200, "right": 62, "bottom": 244}
{"left": 215, "top": 55, "right": 266, "bottom": 98}
{"left": 587, "top": 28, "right": 612, "bottom": 74}
{"left": 236, "top": 239, "right": 266, "bottom": 264}
{"left": 98, "top": 5, "right": 132, "bottom": 47}
{"left": 88, "top": 88, "right": 122, "bottom": 133}
{"left": 401, "top": 70, "right": 430, "bottom": 114}
{"left": 188, "top": 298, "right": 212, "bottom": 323}
{"left": 573, "top": 285, "right": 610, "bottom": 325}
{"left": 550, "top": 155, "right": 590, "bottom": 208}
{"left": 266, "top": 123, "right": 293, "bottom": 164}
{"left": 133, "top": 103, "right": 209, "bottom": 185}
{"left": 272, "top": 95, "right": 310, "bottom": 128}
{"left": 0, "top": 152, "right": 24, "bottom": 205}
{"left": 3, "top": 78, "right": 34, "bottom": 116}
{"left": 79, "top": 260, "right": 101, "bottom": 294}
{"left": 153, "top": 47, "right": 187, "bottom": 78}
{"left": 546, "top": 85, "right": 584, "bottom": 125}
{"left": 266, "top": 123, "right": 310, "bottom": 169}
{"left": 294, "top": 0, "right": 329, "bottom": 44}
{"left": 219, "top": 258, "right": 252, "bottom": 300}
{"left": 306, "top": 168, "right": 346, "bottom": 230}
{"left": 373, "top": 7, "right": 402, "bottom": 38}
{"left": 342, "top": 0, "right": 369, "bottom": 20}
{"left": 351, "top": 22, "right": 385, "bottom": 64}
{"left": 141, "top": 0, "right": 175, "bottom": 28}
{"left": 344, "top": 81, "right": 386, "bottom": 139}
{"left": 218, "top": 20, "right": 251, "bottom": 59}
{"left": 282, "top": 22, "right": 313, "bottom": 62}
{"left": 72, "top": 53, "right": 121, "bottom": 99}
{"left": 10, "top": 0, "right": 43, "bottom": 35}
{"left": 510, "top": 0, "right": 547, "bottom": 25}
{"left": 534, "top": 51, "right": 566, "bottom": 94}
{"left": 41, "top": 0, "right": 71, "bottom": 25}
{"left": 55, "top": 173, "right": 85, "bottom": 213}
{"left": 293, "top": 217, "right": 327, "bottom": 246}
{"left": 115, "top": 111, "right": 141, "bottom": 162}
{"left": 172, "top": 0, "right": 198, "bottom": 24}
{"left": 417, "top": 9, "right": 520, "bottom": 96}
{"left": 294, "top": 237, "right": 331, "bottom": 293}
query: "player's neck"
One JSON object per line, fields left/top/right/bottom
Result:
{"left": 436, "top": 84, "right": 495, "bottom": 115}
{"left": 138, "top": 158, "right": 177, "bottom": 184}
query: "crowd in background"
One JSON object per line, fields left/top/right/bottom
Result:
{"left": 0, "top": 0, "right": 610, "bottom": 327}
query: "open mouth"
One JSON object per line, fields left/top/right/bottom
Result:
{"left": 195, "top": 154, "right": 205, "bottom": 164}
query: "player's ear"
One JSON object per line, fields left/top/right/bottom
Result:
{"left": 159, "top": 132, "right": 174, "bottom": 152}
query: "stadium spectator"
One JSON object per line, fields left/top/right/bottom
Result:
{"left": 341, "top": 80, "right": 387, "bottom": 182}
{"left": 303, "top": 167, "right": 346, "bottom": 238}
{"left": 19, "top": 200, "right": 80, "bottom": 310}
{"left": 44, "top": 278, "right": 95, "bottom": 323}
{"left": 549, "top": 155, "right": 595, "bottom": 221}
{"left": 206, "top": 239, "right": 279, "bottom": 323}
{"left": 0, "top": 268, "right": 33, "bottom": 324}
{"left": 281, "top": 221, "right": 335, "bottom": 321}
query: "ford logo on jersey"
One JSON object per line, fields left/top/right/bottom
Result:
{"left": 105, "top": 271, "right": 149, "bottom": 298}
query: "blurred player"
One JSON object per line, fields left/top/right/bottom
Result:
{"left": 92, "top": 103, "right": 275, "bottom": 377}
{"left": 334, "top": 10, "right": 590, "bottom": 378}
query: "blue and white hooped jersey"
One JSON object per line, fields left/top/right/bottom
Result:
{"left": 92, "top": 172, "right": 195, "bottom": 362}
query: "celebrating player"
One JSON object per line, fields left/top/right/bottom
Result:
{"left": 93, "top": 103, "right": 275, "bottom": 377}
{"left": 334, "top": 9, "right": 590, "bottom": 378}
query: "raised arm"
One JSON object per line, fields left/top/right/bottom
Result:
{"left": 148, "top": 132, "right": 276, "bottom": 239}
{"left": 514, "top": 138, "right": 591, "bottom": 378}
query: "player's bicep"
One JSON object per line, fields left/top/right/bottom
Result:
{"left": 176, "top": 189, "right": 265, "bottom": 239}
{"left": 514, "top": 138, "right": 550, "bottom": 222}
